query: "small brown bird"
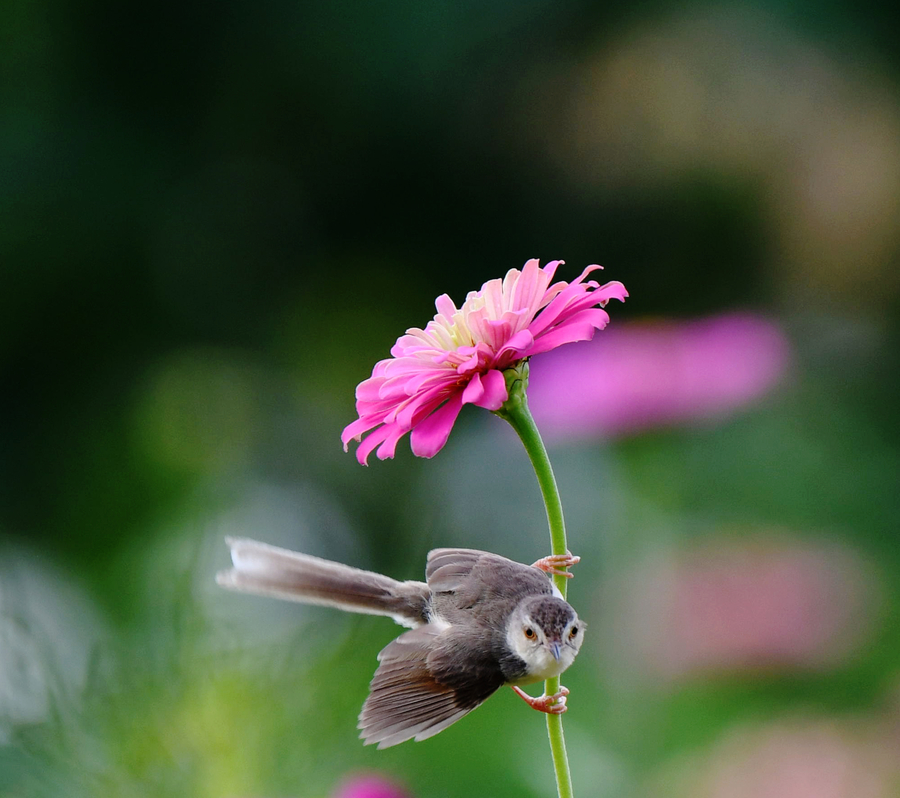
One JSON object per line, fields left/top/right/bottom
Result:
{"left": 217, "top": 539, "right": 584, "bottom": 748}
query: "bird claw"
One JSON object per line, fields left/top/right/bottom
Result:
{"left": 512, "top": 685, "right": 570, "bottom": 715}
{"left": 531, "top": 552, "right": 580, "bottom": 578}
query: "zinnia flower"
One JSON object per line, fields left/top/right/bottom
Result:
{"left": 333, "top": 773, "right": 411, "bottom": 798}
{"left": 342, "top": 259, "right": 627, "bottom": 464}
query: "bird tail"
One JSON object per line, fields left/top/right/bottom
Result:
{"left": 216, "top": 537, "right": 430, "bottom": 628}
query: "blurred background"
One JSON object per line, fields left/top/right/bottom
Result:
{"left": 2, "top": 0, "right": 899, "bottom": 796}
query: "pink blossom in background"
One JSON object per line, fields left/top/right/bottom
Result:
{"left": 342, "top": 259, "right": 627, "bottom": 464}
{"left": 609, "top": 537, "right": 880, "bottom": 681}
{"left": 333, "top": 773, "right": 412, "bottom": 798}
{"left": 528, "top": 313, "right": 791, "bottom": 441}
{"left": 685, "top": 718, "right": 900, "bottom": 798}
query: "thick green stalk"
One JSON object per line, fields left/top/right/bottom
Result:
{"left": 496, "top": 362, "right": 573, "bottom": 798}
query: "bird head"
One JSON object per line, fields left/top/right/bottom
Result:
{"left": 505, "top": 595, "right": 585, "bottom": 683}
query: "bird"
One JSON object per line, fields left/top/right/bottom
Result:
{"left": 216, "top": 538, "right": 585, "bottom": 748}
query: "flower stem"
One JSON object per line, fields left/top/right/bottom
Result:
{"left": 496, "top": 362, "right": 574, "bottom": 798}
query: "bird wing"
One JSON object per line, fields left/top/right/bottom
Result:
{"left": 425, "top": 548, "right": 500, "bottom": 592}
{"left": 425, "top": 548, "right": 553, "bottom": 620}
{"left": 358, "top": 624, "right": 503, "bottom": 748}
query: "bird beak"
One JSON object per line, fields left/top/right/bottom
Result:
{"left": 548, "top": 641, "right": 562, "bottom": 661}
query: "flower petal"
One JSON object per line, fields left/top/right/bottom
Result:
{"left": 395, "top": 381, "right": 455, "bottom": 429}
{"left": 597, "top": 279, "right": 629, "bottom": 304}
{"left": 526, "top": 308, "right": 612, "bottom": 356}
{"left": 529, "top": 278, "right": 626, "bottom": 339}
{"left": 355, "top": 425, "right": 393, "bottom": 465}
{"left": 495, "top": 328, "right": 535, "bottom": 365}
{"left": 375, "top": 424, "right": 408, "bottom": 461}
{"left": 511, "top": 258, "right": 558, "bottom": 316}
{"left": 342, "top": 415, "right": 383, "bottom": 448}
{"left": 461, "top": 372, "right": 486, "bottom": 405}
{"left": 409, "top": 393, "right": 465, "bottom": 458}
{"left": 471, "top": 368, "right": 507, "bottom": 410}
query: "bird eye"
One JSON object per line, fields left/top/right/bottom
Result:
{"left": 524, "top": 627, "right": 536, "bottom": 640}
{"left": 569, "top": 626, "right": 578, "bottom": 639}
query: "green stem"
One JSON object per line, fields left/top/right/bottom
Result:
{"left": 496, "top": 361, "right": 574, "bottom": 798}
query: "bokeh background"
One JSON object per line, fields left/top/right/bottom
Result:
{"left": 2, "top": 1, "right": 900, "bottom": 796}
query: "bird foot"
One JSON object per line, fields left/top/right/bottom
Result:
{"left": 531, "top": 552, "right": 580, "bottom": 578}
{"left": 511, "top": 685, "right": 570, "bottom": 715}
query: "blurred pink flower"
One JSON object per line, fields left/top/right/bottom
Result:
{"left": 528, "top": 313, "right": 790, "bottom": 440}
{"left": 610, "top": 537, "right": 879, "bottom": 681}
{"left": 333, "top": 773, "right": 411, "bottom": 798}
{"left": 342, "top": 259, "right": 627, "bottom": 464}
{"left": 686, "top": 717, "right": 900, "bottom": 798}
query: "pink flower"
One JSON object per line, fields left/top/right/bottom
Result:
{"left": 342, "top": 259, "right": 627, "bottom": 464}
{"left": 609, "top": 537, "right": 879, "bottom": 681}
{"left": 528, "top": 313, "right": 791, "bottom": 440}
{"left": 333, "top": 773, "right": 411, "bottom": 798}
{"left": 687, "top": 717, "right": 900, "bottom": 798}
